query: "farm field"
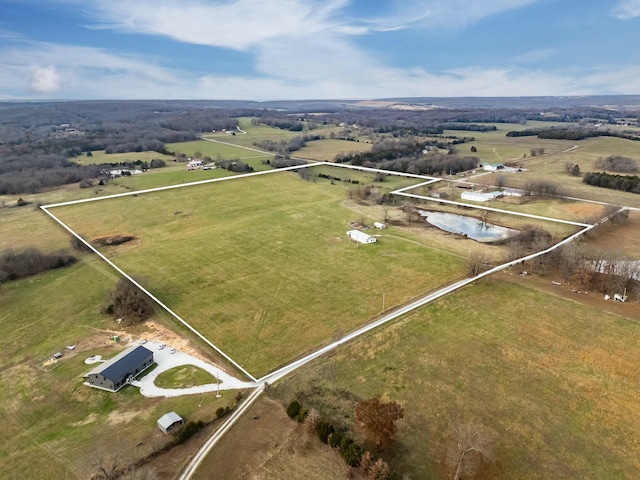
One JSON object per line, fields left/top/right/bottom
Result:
{"left": 49, "top": 167, "right": 467, "bottom": 377}
{"left": 296, "top": 138, "right": 372, "bottom": 161}
{"left": 165, "top": 139, "right": 273, "bottom": 170}
{"left": 268, "top": 274, "right": 640, "bottom": 479}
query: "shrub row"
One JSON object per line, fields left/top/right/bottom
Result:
{"left": 286, "top": 399, "right": 394, "bottom": 476}
{"left": 0, "top": 248, "right": 76, "bottom": 283}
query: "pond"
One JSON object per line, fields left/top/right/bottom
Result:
{"left": 418, "top": 210, "right": 518, "bottom": 243}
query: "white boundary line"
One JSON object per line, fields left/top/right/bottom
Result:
{"left": 40, "top": 206, "right": 259, "bottom": 382}
{"left": 41, "top": 160, "right": 602, "bottom": 384}
{"left": 41, "top": 158, "right": 624, "bottom": 480}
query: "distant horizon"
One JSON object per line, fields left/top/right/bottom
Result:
{"left": 1, "top": 2, "right": 640, "bottom": 101}
{"left": 3, "top": 94, "right": 640, "bottom": 110}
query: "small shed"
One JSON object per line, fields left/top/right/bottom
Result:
{"left": 373, "top": 222, "right": 386, "bottom": 229}
{"left": 347, "top": 230, "right": 376, "bottom": 245}
{"left": 158, "top": 412, "right": 184, "bottom": 434}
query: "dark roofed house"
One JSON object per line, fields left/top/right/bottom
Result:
{"left": 85, "top": 345, "right": 154, "bottom": 392}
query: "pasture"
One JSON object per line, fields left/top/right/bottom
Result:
{"left": 0, "top": 258, "right": 231, "bottom": 480}
{"left": 49, "top": 167, "right": 467, "bottom": 377}
{"left": 269, "top": 275, "right": 640, "bottom": 479}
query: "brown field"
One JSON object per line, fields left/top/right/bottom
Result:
{"left": 194, "top": 396, "right": 348, "bottom": 480}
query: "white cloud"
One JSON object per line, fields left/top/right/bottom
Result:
{"left": 87, "top": 0, "right": 349, "bottom": 51}
{"left": 27, "top": 65, "right": 63, "bottom": 94}
{"left": 3, "top": 38, "right": 640, "bottom": 100}
{"left": 613, "top": 0, "right": 640, "bottom": 19}
{"left": 2, "top": 1, "right": 639, "bottom": 100}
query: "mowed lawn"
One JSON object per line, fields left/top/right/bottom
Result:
{"left": 272, "top": 276, "right": 640, "bottom": 479}
{"left": 51, "top": 169, "right": 466, "bottom": 377}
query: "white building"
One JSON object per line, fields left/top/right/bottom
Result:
{"left": 373, "top": 222, "right": 386, "bottom": 229}
{"left": 187, "top": 159, "right": 203, "bottom": 169}
{"left": 157, "top": 412, "right": 184, "bottom": 434}
{"left": 502, "top": 188, "right": 526, "bottom": 197}
{"left": 347, "top": 230, "right": 376, "bottom": 244}
{"left": 461, "top": 191, "right": 503, "bottom": 202}
{"left": 483, "top": 163, "right": 504, "bottom": 171}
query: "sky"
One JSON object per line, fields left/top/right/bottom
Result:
{"left": 1, "top": 0, "right": 640, "bottom": 100}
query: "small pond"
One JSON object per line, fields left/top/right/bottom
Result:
{"left": 418, "top": 210, "right": 518, "bottom": 243}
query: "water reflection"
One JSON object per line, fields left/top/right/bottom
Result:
{"left": 418, "top": 210, "right": 518, "bottom": 243}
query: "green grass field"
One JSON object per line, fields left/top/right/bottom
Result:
{"left": 0, "top": 258, "right": 232, "bottom": 479}
{"left": 50, "top": 168, "right": 466, "bottom": 377}
{"left": 155, "top": 365, "right": 218, "bottom": 389}
{"left": 271, "top": 275, "right": 640, "bottom": 479}
{"left": 295, "top": 138, "right": 372, "bottom": 161}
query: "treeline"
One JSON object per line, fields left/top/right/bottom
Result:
{"left": 252, "top": 117, "right": 306, "bottom": 131}
{"left": 0, "top": 101, "right": 244, "bottom": 194}
{"left": 506, "top": 127, "right": 640, "bottom": 141}
{"left": 594, "top": 155, "right": 638, "bottom": 173}
{"left": 441, "top": 123, "right": 497, "bottom": 132}
{"left": 0, "top": 154, "right": 101, "bottom": 194}
{"left": 0, "top": 248, "right": 76, "bottom": 284}
{"left": 335, "top": 139, "right": 426, "bottom": 165}
{"left": 335, "top": 140, "right": 477, "bottom": 176}
{"left": 254, "top": 134, "right": 324, "bottom": 155}
{"left": 583, "top": 172, "right": 640, "bottom": 193}
{"left": 217, "top": 158, "right": 253, "bottom": 173}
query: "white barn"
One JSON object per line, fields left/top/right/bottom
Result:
{"left": 461, "top": 191, "right": 503, "bottom": 202}
{"left": 158, "top": 412, "right": 184, "bottom": 434}
{"left": 502, "top": 188, "right": 526, "bottom": 197}
{"left": 347, "top": 230, "right": 376, "bottom": 244}
{"left": 483, "top": 163, "right": 505, "bottom": 171}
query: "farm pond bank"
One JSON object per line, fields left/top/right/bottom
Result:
{"left": 418, "top": 209, "right": 518, "bottom": 242}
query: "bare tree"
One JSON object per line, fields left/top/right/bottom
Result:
{"left": 448, "top": 423, "right": 493, "bottom": 480}
{"left": 93, "top": 443, "right": 124, "bottom": 480}
{"left": 467, "top": 251, "right": 488, "bottom": 277}
{"left": 109, "top": 278, "right": 154, "bottom": 325}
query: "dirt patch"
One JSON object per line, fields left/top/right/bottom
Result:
{"left": 107, "top": 409, "right": 144, "bottom": 426}
{"left": 92, "top": 234, "right": 136, "bottom": 246}
{"left": 192, "top": 396, "right": 298, "bottom": 479}
{"left": 72, "top": 413, "right": 98, "bottom": 426}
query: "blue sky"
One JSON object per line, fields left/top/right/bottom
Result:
{"left": 1, "top": 0, "right": 639, "bottom": 100}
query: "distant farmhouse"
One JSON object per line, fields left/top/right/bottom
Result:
{"left": 85, "top": 345, "right": 154, "bottom": 392}
{"left": 186, "top": 159, "right": 204, "bottom": 170}
{"left": 347, "top": 230, "right": 377, "bottom": 244}
{"left": 478, "top": 162, "right": 505, "bottom": 171}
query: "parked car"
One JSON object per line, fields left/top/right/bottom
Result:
{"left": 170, "top": 348, "right": 176, "bottom": 354}
{"left": 158, "top": 343, "right": 166, "bottom": 350}
{"left": 139, "top": 339, "right": 147, "bottom": 345}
